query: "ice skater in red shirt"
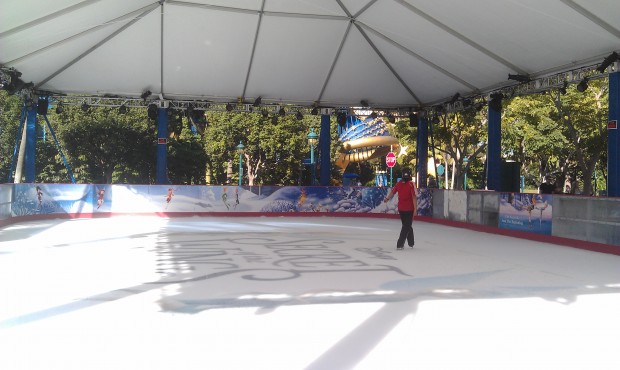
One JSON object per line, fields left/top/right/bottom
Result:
{"left": 384, "top": 168, "right": 418, "bottom": 250}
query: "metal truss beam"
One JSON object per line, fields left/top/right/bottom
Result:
{"left": 46, "top": 95, "right": 338, "bottom": 116}
{"left": 14, "top": 60, "right": 616, "bottom": 120}
{"left": 428, "top": 63, "right": 615, "bottom": 116}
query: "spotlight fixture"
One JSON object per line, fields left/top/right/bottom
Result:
{"left": 559, "top": 80, "right": 568, "bottom": 95}
{"left": 449, "top": 93, "right": 461, "bottom": 104}
{"left": 278, "top": 107, "right": 286, "bottom": 116}
{"left": 387, "top": 113, "right": 395, "bottom": 123}
{"left": 192, "top": 109, "right": 204, "bottom": 122}
{"left": 408, "top": 112, "right": 418, "bottom": 128}
{"left": 462, "top": 98, "right": 472, "bottom": 108}
{"left": 226, "top": 103, "right": 234, "bottom": 112}
{"left": 261, "top": 110, "right": 269, "bottom": 118}
{"left": 140, "top": 90, "right": 152, "bottom": 100}
{"left": 81, "top": 102, "right": 90, "bottom": 112}
{"left": 55, "top": 102, "right": 63, "bottom": 114}
{"left": 118, "top": 105, "right": 128, "bottom": 114}
{"left": 295, "top": 111, "right": 303, "bottom": 120}
{"left": 253, "top": 96, "right": 262, "bottom": 107}
{"left": 37, "top": 97, "right": 49, "bottom": 115}
{"left": 596, "top": 51, "right": 619, "bottom": 73}
{"left": 508, "top": 74, "right": 531, "bottom": 83}
{"left": 474, "top": 101, "right": 485, "bottom": 111}
{"left": 311, "top": 106, "right": 319, "bottom": 115}
{"left": 147, "top": 103, "right": 158, "bottom": 120}
{"left": 336, "top": 111, "right": 347, "bottom": 126}
{"left": 360, "top": 99, "right": 369, "bottom": 107}
{"left": 489, "top": 93, "right": 503, "bottom": 111}
{"left": 576, "top": 77, "right": 589, "bottom": 93}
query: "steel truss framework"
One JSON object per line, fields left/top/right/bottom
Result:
{"left": 4, "top": 62, "right": 616, "bottom": 120}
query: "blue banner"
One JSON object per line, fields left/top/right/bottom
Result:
{"left": 498, "top": 192, "right": 552, "bottom": 234}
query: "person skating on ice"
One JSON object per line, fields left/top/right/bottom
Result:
{"left": 383, "top": 168, "right": 418, "bottom": 250}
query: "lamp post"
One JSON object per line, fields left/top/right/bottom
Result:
{"left": 307, "top": 128, "right": 318, "bottom": 185}
{"left": 236, "top": 141, "right": 245, "bottom": 186}
{"left": 463, "top": 156, "right": 469, "bottom": 190}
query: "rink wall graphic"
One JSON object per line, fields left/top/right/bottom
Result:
{"left": 1, "top": 184, "right": 618, "bottom": 253}
{"left": 0, "top": 183, "right": 426, "bottom": 221}
{"left": 431, "top": 189, "right": 620, "bottom": 252}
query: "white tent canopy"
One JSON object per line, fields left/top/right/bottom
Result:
{"left": 1, "top": 0, "right": 619, "bottom": 109}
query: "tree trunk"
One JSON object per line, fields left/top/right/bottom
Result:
{"left": 244, "top": 153, "right": 262, "bottom": 186}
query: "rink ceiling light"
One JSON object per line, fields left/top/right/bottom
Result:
{"left": 576, "top": 77, "right": 589, "bottom": 92}
{"left": 596, "top": 51, "right": 619, "bottom": 73}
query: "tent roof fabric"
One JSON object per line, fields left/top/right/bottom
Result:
{"left": 1, "top": 0, "right": 619, "bottom": 109}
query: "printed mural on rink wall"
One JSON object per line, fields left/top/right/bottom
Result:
{"left": 6, "top": 184, "right": 433, "bottom": 219}
{"left": 498, "top": 192, "right": 553, "bottom": 235}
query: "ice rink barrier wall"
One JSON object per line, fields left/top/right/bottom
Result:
{"left": 427, "top": 189, "right": 620, "bottom": 253}
{"left": 1, "top": 184, "right": 618, "bottom": 253}
{"left": 1, "top": 184, "right": 402, "bottom": 227}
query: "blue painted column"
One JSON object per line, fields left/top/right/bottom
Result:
{"left": 24, "top": 102, "right": 38, "bottom": 182}
{"left": 319, "top": 114, "right": 331, "bottom": 186}
{"left": 487, "top": 101, "right": 502, "bottom": 191}
{"left": 156, "top": 106, "right": 168, "bottom": 184}
{"left": 417, "top": 116, "right": 428, "bottom": 188}
{"left": 608, "top": 70, "right": 620, "bottom": 197}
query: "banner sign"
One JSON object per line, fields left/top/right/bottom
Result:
{"left": 498, "top": 192, "right": 552, "bottom": 235}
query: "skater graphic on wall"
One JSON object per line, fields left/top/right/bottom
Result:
{"left": 97, "top": 188, "right": 105, "bottom": 209}
{"left": 165, "top": 188, "right": 175, "bottom": 209}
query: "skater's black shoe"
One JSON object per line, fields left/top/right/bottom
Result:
{"left": 408, "top": 243, "right": 414, "bottom": 248}
{"left": 397, "top": 246, "right": 404, "bottom": 250}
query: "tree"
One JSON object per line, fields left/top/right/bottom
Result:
{"left": 167, "top": 111, "right": 208, "bottom": 185}
{"left": 550, "top": 79, "right": 608, "bottom": 195}
{"left": 0, "top": 91, "right": 24, "bottom": 182}
{"left": 203, "top": 110, "right": 324, "bottom": 186}
{"left": 502, "top": 93, "right": 568, "bottom": 191}
{"left": 431, "top": 109, "right": 487, "bottom": 190}
{"left": 57, "top": 105, "right": 156, "bottom": 183}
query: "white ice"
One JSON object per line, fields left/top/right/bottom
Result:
{"left": 1, "top": 216, "right": 619, "bottom": 370}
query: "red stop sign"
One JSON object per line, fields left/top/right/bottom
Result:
{"left": 386, "top": 152, "right": 396, "bottom": 167}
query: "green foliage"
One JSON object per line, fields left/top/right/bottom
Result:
{"left": 0, "top": 82, "right": 611, "bottom": 193}
{"left": 503, "top": 80, "right": 608, "bottom": 194}
{"left": 429, "top": 109, "right": 488, "bottom": 190}
{"left": 503, "top": 93, "right": 568, "bottom": 189}
{"left": 202, "top": 110, "right": 327, "bottom": 186}
{"left": 0, "top": 91, "right": 23, "bottom": 181}
{"left": 167, "top": 133, "right": 208, "bottom": 185}
{"left": 56, "top": 105, "right": 157, "bottom": 184}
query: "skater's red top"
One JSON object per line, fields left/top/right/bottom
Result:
{"left": 389, "top": 180, "right": 417, "bottom": 212}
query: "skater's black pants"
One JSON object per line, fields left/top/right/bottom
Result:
{"left": 397, "top": 210, "right": 414, "bottom": 247}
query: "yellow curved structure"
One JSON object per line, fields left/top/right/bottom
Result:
{"left": 336, "top": 135, "right": 400, "bottom": 173}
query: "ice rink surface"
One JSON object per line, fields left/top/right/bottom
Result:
{"left": 1, "top": 216, "right": 619, "bottom": 370}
